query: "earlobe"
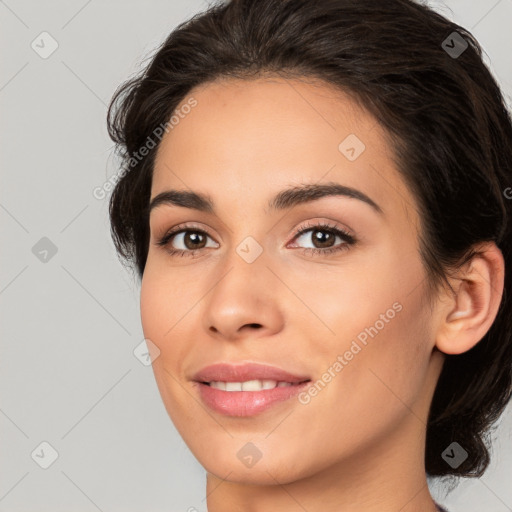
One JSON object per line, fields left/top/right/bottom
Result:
{"left": 435, "top": 242, "right": 505, "bottom": 355}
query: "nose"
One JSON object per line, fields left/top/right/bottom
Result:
{"left": 201, "top": 254, "right": 285, "bottom": 342}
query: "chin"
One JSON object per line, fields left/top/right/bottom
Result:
{"left": 203, "top": 460, "right": 303, "bottom": 486}
{"left": 191, "top": 438, "right": 316, "bottom": 486}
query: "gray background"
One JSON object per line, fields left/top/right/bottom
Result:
{"left": 1, "top": 0, "right": 511, "bottom": 511}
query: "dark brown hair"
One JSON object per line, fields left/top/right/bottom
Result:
{"left": 107, "top": 0, "right": 512, "bottom": 477}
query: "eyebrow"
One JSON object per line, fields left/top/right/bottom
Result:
{"left": 147, "top": 182, "right": 383, "bottom": 216}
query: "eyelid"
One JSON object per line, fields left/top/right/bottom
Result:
{"left": 155, "top": 220, "right": 351, "bottom": 244}
{"left": 287, "top": 219, "right": 355, "bottom": 247}
{"left": 156, "top": 222, "right": 218, "bottom": 242}
{"left": 155, "top": 219, "right": 357, "bottom": 256}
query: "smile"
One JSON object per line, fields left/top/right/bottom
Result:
{"left": 206, "top": 379, "right": 298, "bottom": 391}
{"left": 196, "top": 380, "right": 311, "bottom": 416}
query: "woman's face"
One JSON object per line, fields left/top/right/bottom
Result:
{"left": 140, "top": 76, "right": 445, "bottom": 484}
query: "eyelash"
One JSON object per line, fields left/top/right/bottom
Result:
{"left": 155, "top": 221, "right": 356, "bottom": 258}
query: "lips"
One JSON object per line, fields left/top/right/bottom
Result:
{"left": 192, "top": 362, "right": 312, "bottom": 416}
{"left": 192, "top": 362, "right": 311, "bottom": 384}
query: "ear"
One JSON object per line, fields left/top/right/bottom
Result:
{"left": 435, "top": 242, "right": 505, "bottom": 355}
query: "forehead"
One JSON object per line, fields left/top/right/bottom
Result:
{"left": 151, "top": 76, "right": 418, "bottom": 229}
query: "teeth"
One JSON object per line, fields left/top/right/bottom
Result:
{"left": 210, "top": 381, "right": 227, "bottom": 391}
{"left": 209, "top": 380, "right": 294, "bottom": 391}
{"left": 226, "top": 382, "right": 242, "bottom": 392}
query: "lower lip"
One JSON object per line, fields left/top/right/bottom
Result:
{"left": 196, "top": 381, "right": 311, "bottom": 417}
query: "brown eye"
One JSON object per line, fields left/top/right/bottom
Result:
{"left": 310, "top": 229, "right": 336, "bottom": 248}
{"left": 292, "top": 224, "right": 355, "bottom": 253}
{"left": 182, "top": 231, "right": 207, "bottom": 250}
{"left": 156, "top": 227, "right": 219, "bottom": 256}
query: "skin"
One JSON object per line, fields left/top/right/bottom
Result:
{"left": 140, "top": 76, "right": 504, "bottom": 512}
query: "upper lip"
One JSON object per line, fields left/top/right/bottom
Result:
{"left": 192, "top": 362, "right": 311, "bottom": 384}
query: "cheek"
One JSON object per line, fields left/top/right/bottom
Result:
{"left": 140, "top": 271, "right": 168, "bottom": 345}
{"left": 298, "top": 245, "right": 432, "bottom": 412}
{"left": 140, "top": 260, "right": 199, "bottom": 346}
{"left": 139, "top": 266, "right": 190, "bottom": 382}
{"left": 140, "top": 268, "right": 198, "bottom": 425}
{"left": 293, "top": 246, "right": 421, "bottom": 348}
{"left": 285, "top": 283, "right": 432, "bottom": 467}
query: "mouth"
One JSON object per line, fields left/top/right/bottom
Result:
{"left": 192, "top": 361, "right": 310, "bottom": 384}
{"left": 201, "top": 379, "right": 310, "bottom": 391}
{"left": 195, "top": 380, "right": 311, "bottom": 417}
{"left": 192, "top": 362, "right": 312, "bottom": 417}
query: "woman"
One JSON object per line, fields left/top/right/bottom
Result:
{"left": 106, "top": 0, "right": 512, "bottom": 510}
